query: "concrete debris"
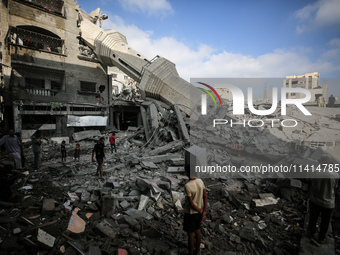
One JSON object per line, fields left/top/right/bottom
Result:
{"left": 72, "top": 130, "right": 102, "bottom": 141}
{"left": 37, "top": 228, "right": 56, "bottom": 248}
{"left": 0, "top": 104, "right": 339, "bottom": 255}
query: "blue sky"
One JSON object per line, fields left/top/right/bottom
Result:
{"left": 76, "top": 0, "right": 340, "bottom": 96}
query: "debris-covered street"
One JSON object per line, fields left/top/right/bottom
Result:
{"left": 1, "top": 102, "right": 340, "bottom": 255}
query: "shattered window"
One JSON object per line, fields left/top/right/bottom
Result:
{"left": 80, "top": 81, "right": 96, "bottom": 92}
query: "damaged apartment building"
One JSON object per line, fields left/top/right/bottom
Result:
{"left": 0, "top": 0, "right": 113, "bottom": 139}
{"left": 1, "top": 0, "right": 202, "bottom": 141}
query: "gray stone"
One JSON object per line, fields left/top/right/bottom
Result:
{"left": 125, "top": 208, "right": 153, "bottom": 220}
{"left": 124, "top": 215, "right": 139, "bottom": 227}
{"left": 120, "top": 200, "right": 130, "bottom": 209}
{"left": 141, "top": 161, "right": 158, "bottom": 169}
{"left": 239, "top": 227, "right": 256, "bottom": 242}
{"left": 95, "top": 220, "right": 118, "bottom": 239}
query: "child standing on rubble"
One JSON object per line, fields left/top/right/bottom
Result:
{"left": 184, "top": 166, "right": 208, "bottom": 255}
{"left": 73, "top": 143, "right": 81, "bottom": 162}
{"left": 92, "top": 137, "right": 106, "bottom": 179}
{"left": 61, "top": 140, "right": 67, "bottom": 162}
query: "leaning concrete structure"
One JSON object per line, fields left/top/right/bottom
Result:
{"left": 78, "top": 11, "right": 202, "bottom": 116}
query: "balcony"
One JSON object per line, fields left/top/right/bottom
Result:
{"left": 25, "top": 88, "right": 59, "bottom": 97}
{"left": 15, "top": 0, "right": 64, "bottom": 16}
{"left": 8, "top": 26, "right": 65, "bottom": 55}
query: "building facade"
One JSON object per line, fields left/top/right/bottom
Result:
{"left": 0, "top": 0, "right": 112, "bottom": 138}
{"left": 283, "top": 72, "right": 327, "bottom": 102}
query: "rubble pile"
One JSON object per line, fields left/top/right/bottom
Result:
{"left": 1, "top": 102, "right": 340, "bottom": 254}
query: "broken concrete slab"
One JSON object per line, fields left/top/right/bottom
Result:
{"left": 95, "top": 220, "right": 118, "bottom": 239}
{"left": 138, "top": 195, "right": 149, "bottom": 210}
{"left": 125, "top": 208, "right": 153, "bottom": 220}
{"left": 167, "top": 166, "right": 185, "bottom": 173}
{"left": 140, "top": 161, "right": 158, "bottom": 169}
{"left": 139, "top": 153, "right": 182, "bottom": 163}
{"left": 72, "top": 130, "right": 101, "bottom": 141}
{"left": 173, "top": 105, "right": 190, "bottom": 143}
{"left": 148, "top": 141, "right": 184, "bottom": 156}
{"left": 37, "top": 228, "right": 56, "bottom": 248}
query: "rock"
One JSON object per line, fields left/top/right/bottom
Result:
{"left": 120, "top": 200, "right": 131, "bottom": 209}
{"left": 239, "top": 226, "right": 256, "bottom": 242}
{"left": 125, "top": 208, "right": 153, "bottom": 220}
{"left": 96, "top": 220, "right": 118, "bottom": 239}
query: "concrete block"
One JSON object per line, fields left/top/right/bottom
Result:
{"left": 125, "top": 208, "right": 153, "bottom": 220}
{"left": 138, "top": 195, "right": 149, "bottom": 210}
{"left": 252, "top": 197, "right": 279, "bottom": 207}
{"left": 141, "top": 161, "right": 158, "bottom": 169}
{"left": 96, "top": 220, "right": 118, "bottom": 239}
{"left": 167, "top": 166, "right": 185, "bottom": 173}
{"left": 37, "top": 228, "right": 56, "bottom": 248}
{"left": 124, "top": 215, "right": 139, "bottom": 227}
{"left": 120, "top": 200, "right": 130, "bottom": 209}
{"left": 42, "top": 198, "right": 55, "bottom": 215}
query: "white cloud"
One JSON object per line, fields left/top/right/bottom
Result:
{"left": 117, "top": 0, "right": 173, "bottom": 16}
{"left": 102, "top": 16, "right": 340, "bottom": 81}
{"left": 295, "top": 0, "right": 340, "bottom": 33}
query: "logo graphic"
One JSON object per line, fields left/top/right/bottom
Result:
{"left": 197, "top": 82, "right": 223, "bottom": 106}
{"left": 197, "top": 82, "right": 312, "bottom": 116}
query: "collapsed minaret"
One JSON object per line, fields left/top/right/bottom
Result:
{"left": 78, "top": 9, "right": 201, "bottom": 116}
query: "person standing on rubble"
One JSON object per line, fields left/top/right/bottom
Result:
{"left": 109, "top": 132, "right": 117, "bottom": 153}
{"left": 0, "top": 130, "right": 22, "bottom": 170}
{"left": 31, "top": 130, "right": 42, "bottom": 171}
{"left": 73, "top": 143, "right": 81, "bottom": 162}
{"left": 318, "top": 95, "right": 325, "bottom": 107}
{"left": 184, "top": 166, "right": 208, "bottom": 255}
{"left": 61, "top": 140, "right": 67, "bottom": 162}
{"left": 328, "top": 94, "right": 336, "bottom": 107}
{"left": 307, "top": 155, "right": 339, "bottom": 244}
{"left": 92, "top": 137, "right": 106, "bottom": 179}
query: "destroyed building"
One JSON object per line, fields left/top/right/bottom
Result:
{"left": 0, "top": 0, "right": 112, "bottom": 138}
{"left": 1, "top": 1, "right": 340, "bottom": 255}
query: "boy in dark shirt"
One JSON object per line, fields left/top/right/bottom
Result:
{"left": 92, "top": 137, "right": 105, "bottom": 179}
{"left": 73, "top": 143, "right": 81, "bottom": 162}
{"left": 61, "top": 140, "right": 67, "bottom": 162}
